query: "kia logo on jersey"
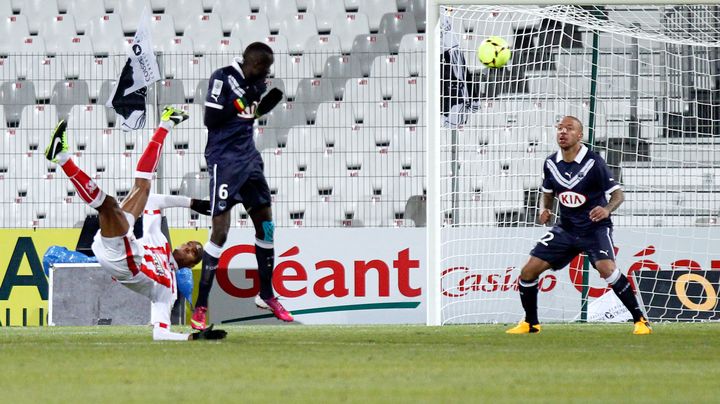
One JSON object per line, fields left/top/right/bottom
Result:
{"left": 558, "top": 191, "right": 587, "bottom": 207}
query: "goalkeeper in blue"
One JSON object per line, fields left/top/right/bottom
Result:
{"left": 507, "top": 116, "right": 652, "bottom": 335}
{"left": 192, "top": 42, "right": 292, "bottom": 330}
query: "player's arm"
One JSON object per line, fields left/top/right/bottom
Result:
{"left": 204, "top": 71, "right": 239, "bottom": 129}
{"left": 590, "top": 188, "right": 624, "bottom": 222}
{"left": 539, "top": 191, "right": 554, "bottom": 225}
{"left": 539, "top": 161, "right": 554, "bottom": 225}
{"left": 589, "top": 157, "right": 624, "bottom": 222}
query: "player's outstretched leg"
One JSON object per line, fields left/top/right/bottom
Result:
{"left": 121, "top": 106, "right": 189, "bottom": 218}
{"left": 46, "top": 120, "right": 106, "bottom": 209}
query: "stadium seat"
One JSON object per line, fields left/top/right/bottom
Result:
{"left": 184, "top": 14, "right": 223, "bottom": 55}
{"left": 332, "top": 13, "right": 370, "bottom": 53}
{"left": 0, "top": 57, "right": 18, "bottom": 84}
{"left": 278, "top": 54, "right": 313, "bottom": 100}
{"left": 343, "top": 0, "right": 360, "bottom": 11}
{"left": 294, "top": 78, "right": 335, "bottom": 122}
{"left": 57, "top": 36, "right": 94, "bottom": 79}
{"left": 6, "top": 36, "right": 44, "bottom": 81}
{"left": 259, "top": 0, "right": 300, "bottom": 33}
{"left": 51, "top": 80, "right": 91, "bottom": 118}
{"left": 281, "top": 13, "right": 319, "bottom": 54}
{"left": 159, "top": 36, "right": 194, "bottom": 56}
{"left": 67, "top": 105, "right": 109, "bottom": 151}
{"left": 393, "top": 76, "right": 423, "bottom": 122}
{"left": 147, "top": 0, "right": 168, "bottom": 11}
{"left": 230, "top": 14, "right": 271, "bottom": 47}
{"left": 116, "top": 0, "right": 152, "bottom": 34}
{"left": 41, "top": 15, "right": 80, "bottom": 56}
{"left": 96, "top": 79, "right": 118, "bottom": 126}
{"left": 398, "top": 33, "right": 425, "bottom": 76}
{"left": 314, "top": 101, "right": 354, "bottom": 134}
{"left": 378, "top": 12, "right": 416, "bottom": 54}
{"left": 193, "top": 79, "right": 210, "bottom": 107}
{"left": 369, "top": 54, "right": 407, "bottom": 84}
{"left": 285, "top": 125, "right": 326, "bottom": 155}
{"left": 358, "top": 0, "right": 397, "bottom": 32}
{"left": 87, "top": 14, "right": 125, "bottom": 56}
{"left": 174, "top": 103, "right": 204, "bottom": 150}
{"left": 406, "top": 0, "right": 425, "bottom": 32}
{"left": 261, "top": 101, "right": 306, "bottom": 147}
{"left": 305, "top": 0, "right": 346, "bottom": 34}
{"left": 24, "top": 57, "right": 63, "bottom": 102}
{"left": 344, "top": 76, "right": 381, "bottom": 108}
{"left": 304, "top": 35, "right": 342, "bottom": 77}
{"left": 20, "top": 0, "right": 60, "bottom": 35}
{"left": 152, "top": 79, "right": 187, "bottom": 104}
{"left": 0, "top": 15, "right": 30, "bottom": 46}
{"left": 81, "top": 56, "right": 117, "bottom": 102}
{"left": 322, "top": 55, "right": 362, "bottom": 100}
{"left": 171, "top": 55, "right": 212, "bottom": 100}
{"left": 351, "top": 33, "right": 390, "bottom": 77}
{"left": 215, "top": 38, "right": 244, "bottom": 63}
{"left": 0, "top": 0, "right": 11, "bottom": 15}
{"left": 78, "top": 119, "right": 118, "bottom": 155}
{"left": 363, "top": 100, "right": 403, "bottom": 128}
{"left": 148, "top": 14, "right": 177, "bottom": 49}
{"left": 264, "top": 77, "right": 286, "bottom": 98}
{"left": 210, "top": 0, "right": 251, "bottom": 34}
{"left": 261, "top": 35, "right": 290, "bottom": 57}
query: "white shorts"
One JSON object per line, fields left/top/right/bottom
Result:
{"left": 91, "top": 229, "right": 176, "bottom": 326}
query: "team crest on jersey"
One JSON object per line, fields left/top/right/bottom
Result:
{"left": 86, "top": 181, "right": 97, "bottom": 193}
{"left": 218, "top": 201, "right": 227, "bottom": 211}
{"left": 558, "top": 191, "right": 587, "bottom": 207}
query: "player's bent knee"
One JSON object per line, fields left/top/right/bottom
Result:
{"left": 521, "top": 257, "right": 550, "bottom": 281}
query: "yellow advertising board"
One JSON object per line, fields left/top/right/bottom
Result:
{"left": 0, "top": 228, "right": 207, "bottom": 327}
{"left": 0, "top": 229, "right": 80, "bottom": 326}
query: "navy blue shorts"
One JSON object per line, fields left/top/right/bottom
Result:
{"left": 208, "top": 159, "right": 271, "bottom": 216}
{"left": 530, "top": 226, "right": 616, "bottom": 270}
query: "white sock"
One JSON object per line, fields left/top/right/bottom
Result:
{"left": 56, "top": 151, "right": 71, "bottom": 165}
{"left": 605, "top": 268, "right": 621, "bottom": 285}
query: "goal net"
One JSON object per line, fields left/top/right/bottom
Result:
{"left": 429, "top": 4, "right": 720, "bottom": 325}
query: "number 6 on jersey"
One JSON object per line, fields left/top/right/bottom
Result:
{"left": 218, "top": 183, "right": 228, "bottom": 199}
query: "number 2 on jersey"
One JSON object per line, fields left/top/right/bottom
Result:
{"left": 538, "top": 231, "right": 555, "bottom": 246}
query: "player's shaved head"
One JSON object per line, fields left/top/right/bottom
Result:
{"left": 244, "top": 42, "right": 274, "bottom": 65}
{"left": 562, "top": 115, "right": 584, "bottom": 133}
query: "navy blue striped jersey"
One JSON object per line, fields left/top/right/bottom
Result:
{"left": 541, "top": 144, "right": 621, "bottom": 235}
{"left": 203, "top": 57, "right": 267, "bottom": 164}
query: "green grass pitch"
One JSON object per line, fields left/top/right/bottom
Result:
{"left": 1, "top": 323, "right": 718, "bottom": 403}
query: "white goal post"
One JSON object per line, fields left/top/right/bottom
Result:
{"left": 427, "top": 1, "right": 720, "bottom": 325}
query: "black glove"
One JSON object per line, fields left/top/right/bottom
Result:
{"left": 254, "top": 88, "right": 284, "bottom": 117}
{"left": 190, "top": 199, "right": 212, "bottom": 216}
{"left": 191, "top": 324, "right": 227, "bottom": 340}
